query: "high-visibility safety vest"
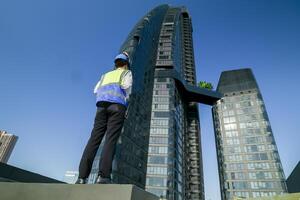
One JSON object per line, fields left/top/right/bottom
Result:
{"left": 95, "top": 69, "right": 129, "bottom": 107}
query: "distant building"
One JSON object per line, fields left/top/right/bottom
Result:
{"left": 0, "top": 130, "right": 18, "bottom": 163}
{"left": 212, "top": 69, "right": 287, "bottom": 199}
{"left": 63, "top": 171, "right": 79, "bottom": 184}
{"left": 286, "top": 161, "right": 300, "bottom": 193}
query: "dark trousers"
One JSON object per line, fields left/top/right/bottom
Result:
{"left": 78, "top": 102, "right": 126, "bottom": 179}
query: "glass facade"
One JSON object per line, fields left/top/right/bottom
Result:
{"left": 88, "top": 5, "right": 206, "bottom": 200}
{"left": 212, "top": 69, "right": 287, "bottom": 200}
{"left": 145, "top": 7, "right": 204, "bottom": 200}
{"left": 146, "top": 77, "right": 184, "bottom": 200}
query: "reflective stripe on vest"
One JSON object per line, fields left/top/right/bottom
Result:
{"left": 96, "top": 69, "right": 128, "bottom": 106}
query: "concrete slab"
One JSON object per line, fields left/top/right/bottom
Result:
{"left": 0, "top": 183, "right": 159, "bottom": 200}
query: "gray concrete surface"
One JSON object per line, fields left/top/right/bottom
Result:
{"left": 0, "top": 182, "right": 159, "bottom": 200}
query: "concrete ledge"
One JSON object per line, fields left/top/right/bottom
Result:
{"left": 0, "top": 163, "right": 63, "bottom": 183}
{"left": 0, "top": 183, "right": 159, "bottom": 200}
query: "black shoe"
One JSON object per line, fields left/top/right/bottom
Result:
{"left": 75, "top": 178, "right": 87, "bottom": 184}
{"left": 95, "top": 175, "right": 112, "bottom": 184}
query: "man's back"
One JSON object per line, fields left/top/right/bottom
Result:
{"left": 76, "top": 52, "right": 133, "bottom": 184}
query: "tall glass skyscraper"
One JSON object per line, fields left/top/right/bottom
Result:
{"left": 212, "top": 69, "right": 287, "bottom": 200}
{"left": 88, "top": 5, "right": 221, "bottom": 200}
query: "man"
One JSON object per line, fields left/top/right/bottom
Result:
{"left": 76, "top": 52, "right": 132, "bottom": 184}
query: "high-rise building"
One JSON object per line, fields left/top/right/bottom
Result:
{"left": 88, "top": 5, "right": 220, "bottom": 200}
{"left": 63, "top": 171, "right": 79, "bottom": 184}
{"left": 0, "top": 130, "right": 18, "bottom": 163}
{"left": 286, "top": 161, "right": 300, "bottom": 193}
{"left": 212, "top": 69, "right": 287, "bottom": 199}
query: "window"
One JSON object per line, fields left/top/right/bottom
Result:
{"left": 153, "top": 104, "right": 169, "bottom": 110}
{"left": 232, "top": 181, "right": 248, "bottom": 189}
{"left": 222, "top": 103, "right": 233, "bottom": 110}
{"left": 155, "top": 84, "right": 169, "bottom": 89}
{"left": 246, "top": 153, "right": 269, "bottom": 161}
{"left": 161, "top": 35, "right": 171, "bottom": 39}
{"left": 249, "top": 173, "right": 256, "bottom": 179}
{"left": 151, "top": 119, "right": 169, "bottom": 126}
{"left": 226, "top": 138, "right": 240, "bottom": 145}
{"left": 250, "top": 181, "right": 275, "bottom": 189}
{"left": 245, "top": 145, "right": 258, "bottom": 153}
{"left": 262, "top": 120, "right": 269, "bottom": 128}
{"left": 149, "top": 137, "right": 168, "bottom": 144}
{"left": 225, "top": 146, "right": 241, "bottom": 153}
{"left": 153, "top": 97, "right": 169, "bottom": 103}
{"left": 148, "top": 156, "right": 168, "bottom": 164}
{"left": 224, "top": 123, "right": 237, "bottom": 131}
{"left": 146, "top": 177, "right": 167, "bottom": 187}
{"left": 234, "top": 191, "right": 249, "bottom": 198}
{"left": 248, "top": 162, "right": 272, "bottom": 170}
{"left": 150, "top": 128, "right": 168, "bottom": 135}
{"left": 225, "top": 131, "right": 238, "bottom": 137}
{"left": 223, "top": 116, "right": 236, "bottom": 123}
{"left": 246, "top": 154, "right": 260, "bottom": 161}
{"left": 223, "top": 110, "right": 234, "bottom": 117}
{"left": 156, "top": 78, "right": 166, "bottom": 82}
{"left": 240, "top": 122, "right": 260, "bottom": 129}
{"left": 159, "top": 55, "right": 170, "bottom": 59}
{"left": 226, "top": 163, "right": 244, "bottom": 170}
{"left": 239, "top": 129, "right": 250, "bottom": 136}
{"left": 161, "top": 42, "right": 172, "bottom": 47}
{"left": 149, "top": 146, "right": 168, "bottom": 154}
{"left": 237, "top": 109, "right": 244, "bottom": 115}
{"left": 147, "top": 166, "right": 168, "bottom": 175}
{"left": 243, "top": 137, "right": 259, "bottom": 144}
{"left": 260, "top": 153, "right": 268, "bottom": 160}
{"left": 226, "top": 154, "right": 243, "bottom": 161}
{"left": 154, "top": 111, "right": 169, "bottom": 118}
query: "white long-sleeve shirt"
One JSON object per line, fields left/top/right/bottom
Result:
{"left": 94, "top": 69, "right": 133, "bottom": 101}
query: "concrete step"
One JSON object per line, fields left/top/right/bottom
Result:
{"left": 0, "top": 182, "right": 159, "bottom": 200}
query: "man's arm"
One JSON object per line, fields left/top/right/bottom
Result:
{"left": 94, "top": 75, "right": 104, "bottom": 94}
{"left": 121, "top": 70, "right": 133, "bottom": 101}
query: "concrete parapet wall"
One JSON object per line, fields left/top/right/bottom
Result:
{"left": 0, "top": 183, "right": 159, "bottom": 200}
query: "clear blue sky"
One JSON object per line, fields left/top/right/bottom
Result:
{"left": 1, "top": 0, "right": 299, "bottom": 199}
